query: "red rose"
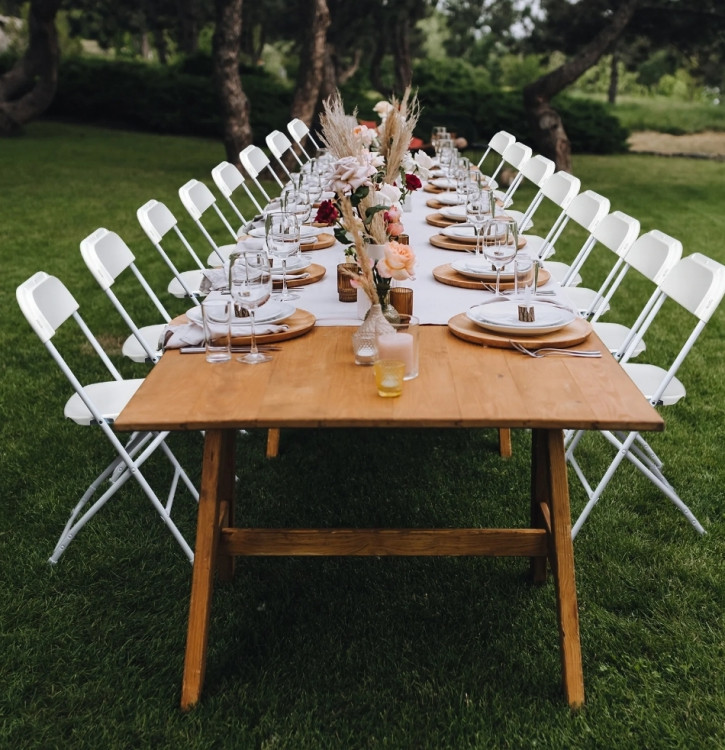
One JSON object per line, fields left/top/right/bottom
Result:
{"left": 314, "top": 199, "right": 339, "bottom": 225}
{"left": 404, "top": 173, "right": 422, "bottom": 191}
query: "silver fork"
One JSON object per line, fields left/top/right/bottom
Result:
{"left": 509, "top": 341, "right": 602, "bottom": 358}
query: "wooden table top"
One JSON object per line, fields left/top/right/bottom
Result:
{"left": 115, "top": 326, "right": 664, "bottom": 433}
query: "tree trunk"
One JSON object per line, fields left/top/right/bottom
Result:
{"left": 177, "top": 0, "right": 200, "bottom": 55}
{"left": 523, "top": 0, "right": 641, "bottom": 170}
{"left": 392, "top": 10, "right": 413, "bottom": 96}
{"left": 291, "top": 0, "right": 331, "bottom": 127}
{"left": 608, "top": 50, "right": 619, "bottom": 105}
{"left": 212, "top": 0, "right": 252, "bottom": 165}
{"left": 0, "top": 0, "right": 61, "bottom": 135}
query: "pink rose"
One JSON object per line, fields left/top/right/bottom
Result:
{"left": 376, "top": 241, "right": 416, "bottom": 280}
{"left": 387, "top": 221, "right": 405, "bottom": 237}
{"left": 329, "top": 156, "right": 375, "bottom": 194}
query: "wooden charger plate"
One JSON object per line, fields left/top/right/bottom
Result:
{"left": 424, "top": 183, "right": 450, "bottom": 194}
{"left": 447, "top": 312, "right": 592, "bottom": 350}
{"left": 433, "top": 263, "right": 551, "bottom": 291}
{"left": 274, "top": 263, "right": 326, "bottom": 288}
{"left": 430, "top": 233, "right": 528, "bottom": 252}
{"left": 426, "top": 212, "right": 458, "bottom": 228}
{"left": 301, "top": 232, "right": 336, "bottom": 251}
{"left": 179, "top": 308, "right": 316, "bottom": 346}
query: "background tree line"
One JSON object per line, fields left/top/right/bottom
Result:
{"left": 1, "top": 0, "right": 724, "bottom": 170}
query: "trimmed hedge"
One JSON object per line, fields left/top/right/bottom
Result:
{"left": 46, "top": 56, "right": 292, "bottom": 144}
{"left": 2, "top": 53, "right": 628, "bottom": 153}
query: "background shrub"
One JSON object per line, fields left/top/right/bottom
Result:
{"left": 2, "top": 53, "right": 628, "bottom": 153}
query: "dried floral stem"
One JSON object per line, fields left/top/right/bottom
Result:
{"left": 380, "top": 87, "right": 420, "bottom": 184}
{"left": 339, "top": 198, "right": 378, "bottom": 305}
{"left": 319, "top": 91, "right": 361, "bottom": 160}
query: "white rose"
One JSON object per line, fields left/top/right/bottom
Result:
{"left": 376, "top": 183, "right": 402, "bottom": 207}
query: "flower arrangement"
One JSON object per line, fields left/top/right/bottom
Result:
{"left": 316, "top": 89, "right": 421, "bottom": 307}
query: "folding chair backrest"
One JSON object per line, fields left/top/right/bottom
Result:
{"left": 591, "top": 229, "right": 683, "bottom": 338}
{"left": 266, "top": 129, "right": 304, "bottom": 176}
{"left": 477, "top": 130, "right": 516, "bottom": 170}
{"left": 520, "top": 155, "right": 556, "bottom": 190}
{"left": 137, "top": 199, "right": 206, "bottom": 303}
{"left": 17, "top": 271, "right": 122, "bottom": 385}
{"left": 554, "top": 191, "right": 611, "bottom": 278}
{"left": 287, "top": 117, "right": 321, "bottom": 156}
{"left": 498, "top": 141, "right": 533, "bottom": 206}
{"left": 211, "top": 160, "right": 261, "bottom": 217}
{"left": 520, "top": 171, "right": 582, "bottom": 256}
{"left": 240, "top": 144, "right": 284, "bottom": 201}
{"left": 178, "top": 179, "right": 237, "bottom": 264}
{"left": 81, "top": 228, "right": 171, "bottom": 363}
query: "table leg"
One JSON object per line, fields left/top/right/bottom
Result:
{"left": 181, "top": 429, "right": 230, "bottom": 711}
{"left": 498, "top": 428, "right": 512, "bottom": 458}
{"left": 530, "top": 429, "right": 549, "bottom": 584}
{"left": 538, "top": 428, "right": 585, "bottom": 709}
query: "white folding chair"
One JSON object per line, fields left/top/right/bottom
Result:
{"left": 16, "top": 272, "right": 198, "bottom": 563}
{"left": 476, "top": 130, "right": 516, "bottom": 175}
{"left": 508, "top": 154, "right": 555, "bottom": 223}
{"left": 178, "top": 179, "right": 238, "bottom": 267}
{"left": 212, "top": 160, "right": 263, "bottom": 217}
{"left": 495, "top": 141, "right": 533, "bottom": 210}
{"left": 558, "top": 211, "right": 640, "bottom": 318}
{"left": 137, "top": 199, "right": 206, "bottom": 304}
{"left": 567, "top": 253, "right": 725, "bottom": 538}
{"left": 81, "top": 228, "right": 172, "bottom": 364}
{"left": 591, "top": 229, "right": 683, "bottom": 357}
{"left": 287, "top": 117, "right": 321, "bottom": 160}
{"left": 240, "top": 144, "right": 285, "bottom": 204}
{"left": 517, "top": 171, "right": 582, "bottom": 263}
{"left": 266, "top": 129, "right": 304, "bottom": 179}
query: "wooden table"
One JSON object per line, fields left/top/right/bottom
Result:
{"left": 115, "top": 326, "right": 663, "bottom": 710}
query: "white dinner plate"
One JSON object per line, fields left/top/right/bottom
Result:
{"left": 436, "top": 193, "right": 464, "bottom": 206}
{"left": 439, "top": 205, "right": 469, "bottom": 220}
{"left": 451, "top": 259, "right": 515, "bottom": 281}
{"left": 430, "top": 177, "right": 456, "bottom": 189}
{"left": 270, "top": 255, "right": 311, "bottom": 273}
{"left": 440, "top": 224, "right": 479, "bottom": 240}
{"left": 466, "top": 299, "right": 576, "bottom": 336}
{"left": 187, "top": 300, "right": 295, "bottom": 329}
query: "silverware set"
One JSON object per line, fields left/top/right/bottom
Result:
{"left": 509, "top": 341, "right": 601, "bottom": 358}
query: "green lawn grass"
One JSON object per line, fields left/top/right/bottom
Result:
{"left": 572, "top": 92, "right": 725, "bottom": 134}
{"left": 2, "top": 121, "right": 725, "bottom": 749}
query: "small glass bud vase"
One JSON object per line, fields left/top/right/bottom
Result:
{"left": 352, "top": 303, "right": 395, "bottom": 365}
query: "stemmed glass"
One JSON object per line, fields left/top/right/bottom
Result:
{"left": 228, "top": 249, "right": 273, "bottom": 364}
{"left": 481, "top": 217, "right": 519, "bottom": 296}
{"left": 288, "top": 189, "right": 313, "bottom": 225}
{"left": 465, "top": 187, "right": 494, "bottom": 258}
{"left": 265, "top": 211, "right": 301, "bottom": 302}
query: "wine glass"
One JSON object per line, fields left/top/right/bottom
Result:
{"left": 228, "top": 250, "right": 273, "bottom": 364}
{"left": 265, "top": 211, "right": 301, "bottom": 302}
{"left": 465, "top": 187, "right": 494, "bottom": 257}
{"left": 288, "top": 189, "right": 313, "bottom": 225}
{"left": 481, "top": 217, "right": 519, "bottom": 296}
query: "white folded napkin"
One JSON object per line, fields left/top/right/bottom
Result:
{"left": 200, "top": 267, "right": 228, "bottom": 293}
{"left": 162, "top": 321, "right": 289, "bottom": 349}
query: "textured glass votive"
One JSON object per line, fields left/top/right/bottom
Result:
{"left": 373, "top": 360, "right": 405, "bottom": 397}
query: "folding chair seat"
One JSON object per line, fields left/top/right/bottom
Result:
{"left": 212, "top": 160, "right": 263, "bottom": 217}
{"left": 240, "top": 144, "right": 285, "bottom": 204}
{"left": 287, "top": 117, "right": 322, "bottom": 160}
{"left": 178, "top": 179, "right": 239, "bottom": 267}
{"left": 567, "top": 253, "right": 725, "bottom": 539}
{"left": 476, "top": 130, "right": 516, "bottom": 177}
{"left": 516, "top": 170, "right": 581, "bottom": 259}
{"left": 557, "top": 211, "right": 640, "bottom": 318}
{"left": 266, "top": 129, "right": 305, "bottom": 179}
{"left": 16, "top": 272, "right": 198, "bottom": 563}
{"left": 137, "top": 199, "right": 207, "bottom": 304}
{"left": 81, "top": 227, "right": 172, "bottom": 364}
{"left": 590, "top": 229, "right": 682, "bottom": 357}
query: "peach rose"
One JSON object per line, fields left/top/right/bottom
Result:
{"left": 376, "top": 241, "right": 416, "bottom": 280}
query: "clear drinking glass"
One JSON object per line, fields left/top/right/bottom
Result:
{"left": 228, "top": 249, "right": 273, "bottom": 364}
{"left": 481, "top": 217, "right": 519, "bottom": 296}
{"left": 466, "top": 187, "right": 494, "bottom": 258}
{"left": 265, "top": 211, "right": 301, "bottom": 302}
